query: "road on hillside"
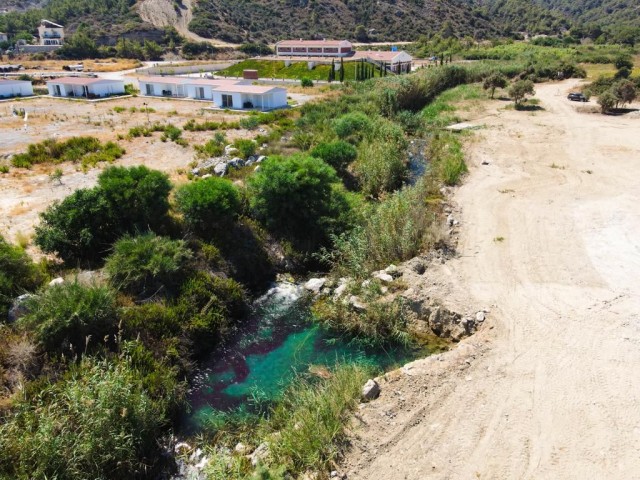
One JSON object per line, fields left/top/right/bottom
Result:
{"left": 343, "top": 80, "right": 640, "bottom": 479}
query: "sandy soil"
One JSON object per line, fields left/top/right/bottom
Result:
{"left": 0, "top": 96, "right": 262, "bottom": 245}
{"left": 343, "top": 80, "right": 640, "bottom": 479}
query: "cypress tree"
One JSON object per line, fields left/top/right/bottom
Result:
{"left": 339, "top": 58, "right": 344, "bottom": 82}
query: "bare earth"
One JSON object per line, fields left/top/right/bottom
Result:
{"left": 344, "top": 80, "right": 640, "bottom": 479}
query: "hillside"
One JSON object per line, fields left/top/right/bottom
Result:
{"left": 187, "top": 0, "right": 500, "bottom": 43}
{"left": 535, "top": 0, "right": 640, "bottom": 28}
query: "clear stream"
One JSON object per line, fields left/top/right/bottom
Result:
{"left": 184, "top": 282, "right": 437, "bottom": 431}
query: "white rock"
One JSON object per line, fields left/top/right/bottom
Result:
{"left": 234, "top": 442, "right": 248, "bottom": 454}
{"left": 334, "top": 283, "right": 348, "bottom": 298}
{"left": 349, "top": 295, "right": 367, "bottom": 311}
{"left": 476, "top": 311, "right": 486, "bottom": 322}
{"left": 201, "top": 174, "right": 212, "bottom": 179}
{"left": 214, "top": 162, "right": 228, "bottom": 176}
{"left": 304, "top": 277, "right": 326, "bottom": 294}
{"left": 256, "top": 155, "right": 267, "bottom": 163}
{"left": 249, "top": 442, "right": 269, "bottom": 467}
{"left": 48, "top": 277, "right": 64, "bottom": 286}
{"left": 373, "top": 272, "right": 394, "bottom": 283}
{"left": 362, "top": 379, "right": 381, "bottom": 401}
{"left": 384, "top": 264, "right": 399, "bottom": 276}
{"left": 174, "top": 442, "right": 191, "bottom": 454}
{"left": 361, "top": 279, "right": 371, "bottom": 289}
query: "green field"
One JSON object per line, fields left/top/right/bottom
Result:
{"left": 218, "top": 59, "right": 384, "bottom": 81}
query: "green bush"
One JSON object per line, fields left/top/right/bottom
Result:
{"left": 11, "top": 137, "right": 124, "bottom": 169}
{"left": 429, "top": 133, "right": 467, "bottom": 186}
{"left": 105, "top": 233, "right": 193, "bottom": 297}
{"left": 0, "top": 235, "right": 42, "bottom": 319}
{"left": 248, "top": 154, "right": 351, "bottom": 252}
{"left": 310, "top": 141, "right": 357, "bottom": 173}
{"left": 333, "top": 112, "right": 373, "bottom": 142}
{"left": 300, "top": 77, "right": 313, "bottom": 87}
{"left": 34, "top": 188, "right": 118, "bottom": 263}
{"left": 175, "top": 177, "right": 241, "bottom": 236}
{"left": 195, "top": 133, "right": 227, "bottom": 158}
{"left": 173, "top": 272, "right": 247, "bottom": 356}
{"left": 0, "top": 357, "right": 172, "bottom": 479}
{"left": 35, "top": 166, "right": 172, "bottom": 264}
{"left": 18, "top": 281, "right": 117, "bottom": 353}
{"left": 97, "top": 165, "right": 172, "bottom": 233}
{"left": 233, "top": 138, "right": 257, "bottom": 159}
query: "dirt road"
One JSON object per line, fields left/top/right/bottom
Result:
{"left": 344, "top": 80, "right": 640, "bottom": 479}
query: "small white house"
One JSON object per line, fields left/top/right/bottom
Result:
{"left": 0, "top": 79, "right": 34, "bottom": 98}
{"left": 38, "top": 20, "right": 64, "bottom": 46}
{"left": 47, "top": 77, "right": 125, "bottom": 99}
{"left": 212, "top": 85, "right": 287, "bottom": 111}
{"left": 138, "top": 76, "right": 247, "bottom": 100}
{"left": 358, "top": 50, "right": 413, "bottom": 73}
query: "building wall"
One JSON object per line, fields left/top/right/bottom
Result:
{"left": 38, "top": 26, "right": 64, "bottom": 45}
{"left": 0, "top": 82, "right": 33, "bottom": 98}
{"left": 186, "top": 84, "right": 214, "bottom": 100}
{"left": 48, "top": 82, "right": 124, "bottom": 98}
{"left": 90, "top": 82, "right": 124, "bottom": 97}
{"left": 140, "top": 81, "right": 184, "bottom": 97}
{"left": 212, "top": 91, "right": 243, "bottom": 109}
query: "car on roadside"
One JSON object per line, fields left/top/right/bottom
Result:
{"left": 567, "top": 92, "right": 588, "bottom": 102}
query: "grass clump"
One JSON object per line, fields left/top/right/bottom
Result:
{"left": 0, "top": 235, "right": 43, "bottom": 319}
{"left": 18, "top": 281, "right": 117, "bottom": 354}
{"left": 428, "top": 133, "right": 467, "bottom": 186}
{"left": 11, "top": 137, "right": 124, "bottom": 169}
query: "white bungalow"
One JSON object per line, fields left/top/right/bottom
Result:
{"left": 212, "top": 85, "right": 287, "bottom": 111}
{"left": 0, "top": 79, "right": 34, "bottom": 98}
{"left": 276, "top": 39, "right": 353, "bottom": 57}
{"left": 38, "top": 20, "right": 64, "bottom": 46}
{"left": 47, "top": 77, "right": 125, "bottom": 99}
{"left": 138, "top": 76, "right": 247, "bottom": 100}
{"left": 358, "top": 50, "right": 413, "bottom": 73}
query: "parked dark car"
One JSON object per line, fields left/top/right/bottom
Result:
{"left": 568, "top": 92, "right": 588, "bottom": 102}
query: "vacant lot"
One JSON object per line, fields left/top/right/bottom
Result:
{"left": 0, "top": 95, "right": 264, "bottom": 245}
{"left": 344, "top": 81, "right": 640, "bottom": 479}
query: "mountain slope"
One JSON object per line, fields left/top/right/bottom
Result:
{"left": 534, "top": 0, "right": 640, "bottom": 27}
{"left": 187, "top": 0, "right": 500, "bottom": 43}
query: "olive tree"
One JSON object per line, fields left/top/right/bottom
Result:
{"left": 508, "top": 80, "right": 535, "bottom": 106}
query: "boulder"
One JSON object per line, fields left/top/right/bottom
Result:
{"left": 7, "top": 293, "right": 33, "bottom": 323}
{"left": 234, "top": 442, "right": 248, "bottom": 454}
{"left": 384, "top": 264, "right": 400, "bottom": 277}
{"left": 333, "top": 283, "right": 348, "bottom": 299}
{"left": 476, "top": 311, "right": 486, "bottom": 322}
{"left": 349, "top": 295, "right": 367, "bottom": 311}
{"left": 304, "top": 277, "right": 326, "bottom": 295}
{"left": 224, "top": 145, "right": 239, "bottom": 155}
{"left": 362, "top": 379, "right": 380, "bottom": 401}
{"left": 249, "top": 442, "right": 269, "bottom": 467}
{"left": 201, "top": 174, "right": 212, "bottom": 179}
{"left": 373, "top": 271, "right": 393, "bottom": 283}
{"left": 48, "top": 277, "right": 64, "bottom": 286}
{"left": 214, "top": 162, "right": 228, "bottom": 176}
{"left": 228, "top": 157, "right": 244, "bottom": 168}
{"left": 256, "top": 155, "right": 267, "bottom": 163}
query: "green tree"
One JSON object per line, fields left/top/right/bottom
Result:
{"left": 508, "top": 79, "right": 536, "bottom": 106}
{"left": 58, "top": 29, "right": 98, "bottom": 59}
{"left": 598, "top": 90, "right": 617, "bottom": 113}
{"left": 614, "top": 55, "right": 633, "bottom": 71}
{"left": 143, "top": 40, "right": 164, "bottom": 60}
{"left": 105, "top": 233, "right": 193, "bottom": 297}
{"left": 248, "top": 154, "right": 351, "bottom": 252}
{"left": 175, "top": 177, "right": 241, "bottom": 236}
{"left": 613, "top": 79, "right": 637, "bottom": 107}
{"left": 482, "top": 72, "right": 508, "bottom": 99}
{"left": 355, "top": 25, "right": 368, "bottom": 42}
{"left": 19, "top": 281, "right": 117, "bottom": 353}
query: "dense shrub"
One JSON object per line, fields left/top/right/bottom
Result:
{"left": 233, "top": 138, "right": 257, "bottom": 159}
{"left": 195, "top": 134, "right": 227, "bottom": 158}
{"left": 310, "top": 141, "right": 357, "bottom": 173}
{"left": 248, "top": 154, "right": 351, "bottom": 252}
{"left": 18, "top": 281, "right": 117, "bottom": 354}
{"left": 428, "top": 133, "right": 467, "bottom": 186}
{"left": 34, "top": 188, "right": 118, "bottom": 263}
{"left": 35, "top": 166, "right": 172, "bottom": 264}
{"left": 175, "top": 177, "right": 241, "bottom": 236}
{"left": 11, "top": 137, "right": 124, "bottom": 169}
{"left": 105, "top": 233, "right": 193, "bottom": 297}
{"left": 97, "top": 166, "right": 172, "bottom": 233}
{"left": 333, "top": 112, "right": 373, "bottom": 142}
{"left": 173, "top": 272, "right": 247, "bottom": 356}
{"left": 0, "top": 236, "right": 42, "bottom": 320}
{"left": 0, "top": 357, "right": 173, "bottom": 479}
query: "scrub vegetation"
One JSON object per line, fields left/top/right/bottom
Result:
{"left": 0, "top": 47, "right": 595, "bottom": 480}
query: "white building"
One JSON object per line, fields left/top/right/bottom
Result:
{"left": 0, "top": 79, "right": 34, "bottom": 98}
{"left": 138, "top": 76, "right": 288, "bottom": 110}
{"left": 138, "top": 76, "right": 246, "bottom": 100}
{"left": 47, "top": 77, "right": 125, "bottom": 99}
{"left": 358, "top": 50, "right": 413, "bottom": 74}
{"left": 276, "top": 39, "right": 353, "bottom": 57}
{"left": 38, "top": 20, "right": 64, "bottom": 46}
{"left": 212, "top": 85, "right": 287, "bottom": 111}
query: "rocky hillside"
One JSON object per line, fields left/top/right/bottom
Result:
{"left": 0, "top": 0, "right": 48, "bottom": 12}
{"left": 534, "top": 0, "right": 640, "bottom": 27}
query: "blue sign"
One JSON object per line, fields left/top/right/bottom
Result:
{"left": 391, "top": 46, "right": 398, "bottom": 52}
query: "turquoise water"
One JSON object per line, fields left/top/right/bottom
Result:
{"left": 185, "top": 282, "right": 429, "bottom": 431}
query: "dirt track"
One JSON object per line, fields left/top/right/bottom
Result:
{"left": 344, "top": 80, "right": 640, "bottom": 479}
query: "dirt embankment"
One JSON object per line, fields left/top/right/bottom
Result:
{"left": 137, "top": 0, "right": 236, "bottom": 46}
{"left": 343, "top": 80, "right": 640, "bottom": 479}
